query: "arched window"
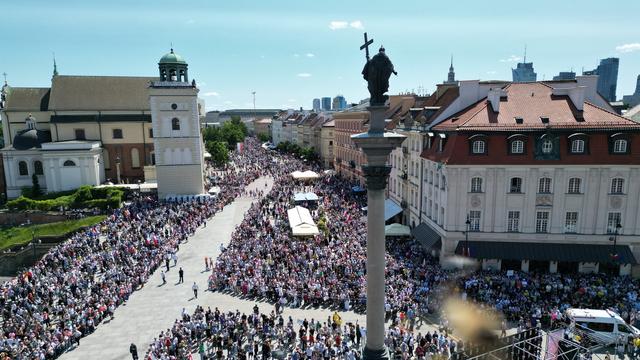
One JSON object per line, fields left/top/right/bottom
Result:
{"left": 172, "top": 118, "right": 181, "bottom": 131}
{"left": 571, "top": 139, "right": 585, "bottom": 154}
{"left": 538, "top": 177, "right": 552, "bottom": 193}
{"left": 568, "top": 178, "right": 581, "bottom": 194}
{"left": 470, "top": 177, "right": 483, "bottom": 193}
{"left": 131, "top": 148, "right": 140, "bottom": 168}
{"left": 610, "top": 178, "right": 624, "bottom": 194}
{"left": 34, "top": 161, "right": 43, "bottom": 175}
{"left": 613, "top": 139, "right": 628, "bottom": 153}
{"left": 542, "top": 139, "right": 553, "bottom": 154}
{"left": 63, "top": 160, "right": 76, "bottom": 167}
{"left": 510, "top": 177, "right": 523, "bottom": 193}
{"left": 511, "top": 140, "right": 525, "bottom": 154}
{"left": 471, "top": 140, "right": 486, "bottom": 154}
{"left": 18, "top": 161, "right": 28, "bottom": 176}
{"left": 169, "top": 69, "right": 177, "bottom": 81}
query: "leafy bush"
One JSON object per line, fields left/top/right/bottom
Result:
{"left": 6, "top": 186, "right": 124, "bottom": 211}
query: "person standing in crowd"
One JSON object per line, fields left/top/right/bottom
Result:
{"left": 161, "top": 270, "right": 166, "bottom": 285}
{"left": 178, "top": 267, "right": 184, "bottom": 284}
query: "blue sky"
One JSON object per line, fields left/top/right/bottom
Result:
{"left": 2, "top": 0, "right": 640, "bottom": 111}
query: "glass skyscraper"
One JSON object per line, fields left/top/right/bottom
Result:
{"left": 512, "top": 62, "right": 537, "bottom": 82}
{"left": 583, "top": 57, "right": 619, "bottom": 102}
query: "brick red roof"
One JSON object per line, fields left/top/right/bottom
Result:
{"left": 433, "top": 82, "right": 640, "bottom": 132}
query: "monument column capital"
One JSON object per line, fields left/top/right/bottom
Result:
{"left": 363, "top": 165, "right": 391, "bottom": 191}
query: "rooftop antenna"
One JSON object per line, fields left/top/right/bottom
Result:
{"left": 523, "top": 44, "right": 527, "bottom": 63}
{"left": 2, "top": 72, "right": 6, "bottom": 85}
{"left": 170, "top": 42, "right": 174, "bottom": 52}
{"left": 252, "top": 91, "right": 256, "bottom": 120}
{"left": 52, "top": 52, "right": 59, "bottom": 78}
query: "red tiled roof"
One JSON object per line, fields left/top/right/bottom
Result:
{"left": 434, "top": 82, "right": 640, "bottom": 132}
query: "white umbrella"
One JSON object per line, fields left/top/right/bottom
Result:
{"left": 385, "top": 223, "right": 411, "bottom": 237}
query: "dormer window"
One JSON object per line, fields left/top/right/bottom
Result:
{"left": 542, "top": 139, "right": 553, "bottom": 154}
{"left": 568, "top": 133, "right": 588, "bottom": 154}
{"left": 25, "top": 114, "right": 36, "bottom": 130}
{"left": 514, "top": 117, "right": 524, "bottom": 124}
{"left": 571, "top": 139, "right": 585, "bottom": 154}
{"left": 511, "top": 140, "right": 524, "bottom": 154}
{"left": 540, "top": 116, "right": 549, "bottom": 124}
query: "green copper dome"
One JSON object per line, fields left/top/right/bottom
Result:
{"left": 159, "top": 49, "right": 186, "bottom": 64}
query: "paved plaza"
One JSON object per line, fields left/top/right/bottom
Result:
{"left": 60, "top": 176, "right": 439, "bottom": 359}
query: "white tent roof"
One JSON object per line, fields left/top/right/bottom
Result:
{"left": 293, "top": 192, "right": 319, "bottom": 202}
{"left": 385, "top": 223, "right": 412, "bottom": 237}
{"left": 287, "top": 206, "right": 319, "bottom": 236}
{"left": 291, "top": 170, "right": 319, "bottom": 180}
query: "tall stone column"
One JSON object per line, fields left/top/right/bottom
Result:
{"left": 352, "top": 105, "right": 405, "bottom": 360}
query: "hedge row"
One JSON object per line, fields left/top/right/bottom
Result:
{"left": 6, "top": 186, "right": 124, "bottom": 211}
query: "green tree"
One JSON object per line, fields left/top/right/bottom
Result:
{"left": 202, "top": 126, "right": 223, "bottom": 143}
{"left": 206, "top": 140, "right": 230, "bottom": 167}
{"left": 221, "top": 121, "right": 245, "bottom": 148}
{"left": 257, "top": 133, "right": 270, "bottom": 143}
{"left": 230, "top": 116, "right": 248, "bottom": 136}
{"left": 31, "top": 174, "right": 43, "bottom": 198}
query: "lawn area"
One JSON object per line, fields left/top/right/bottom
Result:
{"left": 0, "top": 215, "right": 106, "bottom": 251}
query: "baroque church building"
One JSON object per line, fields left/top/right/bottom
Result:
{"left": 0, "top": 50, "right": 205, "bottom": 199}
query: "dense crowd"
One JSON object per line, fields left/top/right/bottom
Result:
{"left": 145, "top": 305, "right": 462, "bottom": 360}
{"left": 0, "top": 139, "right": 268, "bottom": 359}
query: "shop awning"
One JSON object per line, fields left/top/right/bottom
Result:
{"left": 287, "top": 206, "right": 319, "bottom": 236}
{"left": 454, "top": 241, "right": 637, "bottom": 264}
{"left": 291, "top": 170, "right": 320, "bottom": 180}
{"left": 385, "top": 223, "right": 411, "bottom": 237}
{"left": 384, "top": 199, "right": 403, "bottom": 221}
{"left": 411, "top": 223, "right": 442, "bottom": 250}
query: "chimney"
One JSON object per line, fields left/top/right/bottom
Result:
{"left": 487, "top": 88, "right": 503, "bottom": 112}
{"left": 551, "top": 85, "right": 586, "bottom": 111}
{"left": 576, "top": 75, "right": 599, "bottom": 105}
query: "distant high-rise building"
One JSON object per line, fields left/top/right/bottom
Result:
{"left": 512, "top": 47, "right": 537, "bottom": 82}
{"left": 622, "top": 75, "right": 640, "bottom": 107}
{"left": 321, "top": 97, "right": 331, "bottom": 111}
{"left": 332, "top": 95, "right": 347, "bottom": 110}
{"left": 552, "top": 71, "right": 576, "bottom": 81}
{"left": 312, "top": 98, "right": 321, "bottom": 111}
{"left": 444, "top": 55, "right": 456, "bottom": 84}
{"left": 583, "top": 57, "right": 619, "bottom": 102}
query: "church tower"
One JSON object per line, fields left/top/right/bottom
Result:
{"left": 149, "top": 49, "right": 205, "bottom": 199}
{"left": 445, "top": 55, "right": 456, "bottom": 84}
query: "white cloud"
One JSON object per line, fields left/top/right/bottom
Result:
{"left": 616, "top": 43, "right": 640, "bottom": 53}
{"left": 198, "top": 81, "right": 207, "bottom": 87}
{"left": 499, "top": 55, "right": 522, "bottom": 63}
{"left": 329, "top": 21, "right": 348, "bottom": 30}
{"left": 297, "top": 73, "right": 312, "bottom": 78}
{"left": 329, "top": 20, "right": 364, "bottom": 30}
{"left": 293, "top": 53, "right": 300, "bottom": 58}
{"left": 305, "top": 53, "right": 315, "bottom": 58}
{"left": 203, "top": 91, "right": 219, "bottom": 97}
{"left": 349, "top": 20, "right": 364, "bottom": 30}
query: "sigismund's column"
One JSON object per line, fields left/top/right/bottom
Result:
{"left": 352, "top": 105, "right": 405, "bottom": 360}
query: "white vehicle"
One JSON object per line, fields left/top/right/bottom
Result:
{"left": 566, "top": 308, "right": 640, "bottom": 346}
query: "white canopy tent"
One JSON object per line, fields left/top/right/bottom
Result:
{"left": 287, "top": 206, "right": 320, "bottom": 236}
{"left": 291, "top": 170, "right": 320, "bottom": 180}
{"left": 293, "top": 192, "right": 319, "bottom": 202}
{"left": 385, "top": 223, "right": 412, "bottom": 237}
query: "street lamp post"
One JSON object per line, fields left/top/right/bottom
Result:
{"left": 609, "top": 222, "right": 622, "bottom": 264}
{"left": 464, "top": 216, "right": 470, "bottom": 257}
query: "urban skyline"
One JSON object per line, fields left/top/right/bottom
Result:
{"left": 2, "top": 0, "right": 640, "bottom": 111}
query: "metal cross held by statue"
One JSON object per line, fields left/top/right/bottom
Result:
{"left": 360, "top": 32, "right": 374, "bottom": 61}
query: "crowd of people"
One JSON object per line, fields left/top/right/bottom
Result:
{"left": 0, "top": 139, "right": 269, "bottom": 359}
{"left": 145, "top": 304, "right": 462, "bottom": 360}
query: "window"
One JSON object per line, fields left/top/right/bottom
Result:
{"left": 149, "top": 128, "right": 154, "bottom": 138}
{"left": 542, "top": 139, "right": 553, "bottom": 154}
{"left": 565, "top": 212, "right": 578, "bottom": 233}
{"left": 568, "top": 178, "right": 581, "bottom": 194}
{"left": 437, "top": 139, "right": 444, "bottom": 152}
{"left": 610, "top": 178, "right": 624, "bottom": 194}
{"left": 507, "top": 211, "right": 520, "bottom": 232}
{"left": 112, "top": 129, "right": 123, "bottom": 139}
{"left": 613, "top": 139, "right": 627, "bottom": 153}
{"left": 468, "top": 211, "right": 481, "bottom": 231}
{"left": 34, "top": 161, "right": 43, "bottom": 175}
{"left": 75, "top": 129, "right": 86, "bottom": 140}
{"left": 510, "top": 177, "right": 523, "bottom": 193}
{"left": 607, "top": 212, "right": 621, "bottom": 234}
{"left": 538, "top": 177, "right": 551, "bottom": 193}
{"left": 329, "top": 141, "right": 333, "bottom": 146}
{"left": 535, "top": 211, "right": 550, "bottom": 233}
{"left": 150, "top": 152, "right": 156, "bottom": 166}
{"left": 470, "top": 177, "right": 483, "bottom": 193}
{"left": 63, "top": 160, "right": 76, "bottom": 167}
{"left": 172, "top": 118, "right": 181, "bottom": 130}
{"left": 131, "top": 148, "right": 140, "bottom": 168}
{"left": 472, "top": 140, "right": 485, "bottom": 154}
{"left": 586, "top": 322, "right": 614, "bottom": 333}
{"left": 18, "top": 161, "right": 28, "bottom": 176}
{"left": 511, "top": 140, "right": 524, "bottom": 154}
{"left": 571, "top": 139, "right": 585, "bottom": 154}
